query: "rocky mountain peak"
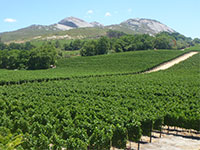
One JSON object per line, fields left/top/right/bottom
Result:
{"left": 0, "top": 16, "right": 178, "bottom": 42}
{"left": 121, "top": 18, "right": 175, "bottom": 34}
{"left": 90, "top": 21, "right": 104, "bottom": 27}
{"left": 58, "top": 16, "right": 93, "bottom": 28}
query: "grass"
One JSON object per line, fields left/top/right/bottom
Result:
{"left": 185, "top": 44, "right": 200, "bottom": 51}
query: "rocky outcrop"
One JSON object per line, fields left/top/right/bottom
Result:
{"left": 58, "top": 17, "right": 93, "bottom": 29}
{"left": 120, "top": 18, "right": 175, "bottom": 34}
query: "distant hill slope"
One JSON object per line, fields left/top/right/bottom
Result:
{"left": 0, "top": 25, "right": 61, "bottom": 43}
{"left": 0, "top": 17, "right": 176, "bottom": 43}
{"left": 0, "top": 50, "right": 185, "bottom": 83}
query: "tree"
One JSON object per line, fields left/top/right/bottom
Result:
{"left": 193, "top": 38, "right": 200, "bottom": 44}
{"left": 72, "top": 39, "right": 82, "bottom": 50}
{"left": 114, "top": 40, "right": 123, "bottom": 52}
{"left": 0, "top": 50, "right": 30, "bottom": 70}
{"left": 107, "top": 30, "right": 126, "bottom": 38}
{"left": 55, "top": 40, "right": 61, "bottom": 49}
{"left": 6, "top": 50, "right": 20, "bottom": 69}
{"left": 18, "top": 50, "right": 30, "bottom": 69}
{"left": 119, "top": 35, "right": 134, "bottom": 51}
{"left": 80, "top": 40, "right": 97, "bottom": 56}
{"left": 154, "top": 35, "right": 173, "bottom": 49}
{"left": 96, "top": 37, "right": 110, "bottom": 55}
{"left": 0, "top": 50, "right": 9, "bottom": 68}
{"left": 63, "top": 43, "right": 72, "bottom": 51}
{"left": 0, "top": 42, "right": 7, "bottom": 50}
{"left": 24, "top": 42, "right": 35, "bottom": 50}
{"left": 28, "top": 44, "right": 57, "bottom": 69}
{"left": 64, "top": 40, "right": 83, "bottom": 51}
{"left": 8, "top": 43, "right": 23, "bottom": 50}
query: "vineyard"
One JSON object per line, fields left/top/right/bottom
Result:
{"left": 0, "top": 50, "right": 189, "bottom": 85}
{"left": 0, "top": 50, "right": 199, "bottom": 149}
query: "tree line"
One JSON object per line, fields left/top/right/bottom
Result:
{"left": 0, "top": 43, "right": 57, "bottom": 70}
{"left": 80, "top": 31, "right": 198, "bottom": 56}
{"left": 0, "top": 41, "right": 35, "bottom": 51}
{"left": 0, "top": 30, "right": 199, "bottom": 69}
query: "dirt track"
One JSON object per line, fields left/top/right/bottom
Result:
{"left": 145, "top": 51, "right": 199, "bottom": 73}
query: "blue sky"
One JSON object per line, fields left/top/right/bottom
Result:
{"left": 0, "top": 0, "right": 199, "bottom": 38}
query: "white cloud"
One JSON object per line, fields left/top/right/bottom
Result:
{"left": 105, "top": 12, "right": 111, "bottom": 17}
{"left": 128, "top": 8, "right": 132, "bottom": 13}
{"left": 4, "top": 18, "right": 17, "bottom": 23}
{"left": 87, "top": 10, "right": 93, "bottom": 14}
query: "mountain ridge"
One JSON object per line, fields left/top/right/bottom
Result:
{"left": 0, "top": 17, "right": 176, "bottom": 42}
{"left": 120, "top": 18, "right": 175, "bottom": 34}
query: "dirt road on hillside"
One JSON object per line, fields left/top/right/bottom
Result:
{"left": 145, "top": 51, "right": 199, "bottom": 73}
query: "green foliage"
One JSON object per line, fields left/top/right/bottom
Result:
{"left": 0, "top": 44, "right": 57, "bottom": 70}
{"left": 66, "top": 138, "right": 87, "bottom": 150}
{"left": 112, "top": 124, "right": 127, "bottom": 149}
{"left": 193, "top": 38, "right": 200, "bottom": 44}
{"left": 0, "top": 53, "right": 199, "bottom": 149}
{"left": 154, "top": 34, "right": 174, "bottom": 49}
{"left": 54, "top": 40, "right": 61, "bottom": 48}
{"left": 89, "top": 126, "right": 113, "bottom": 149}
{"left": 96, "top": 36, "right": 110, "bottom": 55}
{"left": 0, "top": 127, "right": 23, "bottom": 150}
{"left": 80, "top": 37, "right": 110, "bottom": 56}
{"left": 126, "top": 121, "right": 142, "bottom": 142}
{"left": 0, "top": 49, "right": 28, "bottom": 69}
{"left": 0, "top": 50, "right": 186, "bottom": 83}
{"left": 80, "top": 40, "right": 97, "bottom": 56}
{"left": 155, "top": 32, "right": 194, "bottom": 49}
{"left": 185, "top": 44, "right": 200, "bottom": 51}
{"left": 28, "top": 44, "right": 57, "bottom": 69}
{"left": 80, "top": 33, "right": 160, "bottom": 56}
{"left": 0, "top": 42, "right": 35, "bottom": 51}
{"left": 107, "top": 30, "right": 126, "bottom": 38}
{"left": 64, "top": 39, "right": 83, "bottom": 51}
{"left": 0, "top": 42, "right": 7, "bottom": 50}
{"left": 113, "top": 40, "right": 123, "bottom": 52}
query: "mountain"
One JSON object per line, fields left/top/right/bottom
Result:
{"left": 0, "top": 24, "right": 62, "bottom": 43}
{"left": 55, "top": 17, "right": 94, "bottom": 29}
{"left": 54, "top": 17, "right": 104, "bottom": 30}
{"left": 0, "top": 17, "right": 176, "bottom": 43}
{"left": 0, "top": 17, "right": 106, "bottom": 42}
{"left": 108, "top": 18, "right": 175, "bottom": 35}
{"left": 90, "top": 21, "right": 104, "bottom": 27}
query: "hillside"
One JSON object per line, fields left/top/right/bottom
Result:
{"left": 0, "top": 51, "right": 199, "bottom": 149}
{"left": 0, "top": 17, "right": 176, "bottom": 43}
{"left": 0, "top": 50, "right": 187, "bottom": 84}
